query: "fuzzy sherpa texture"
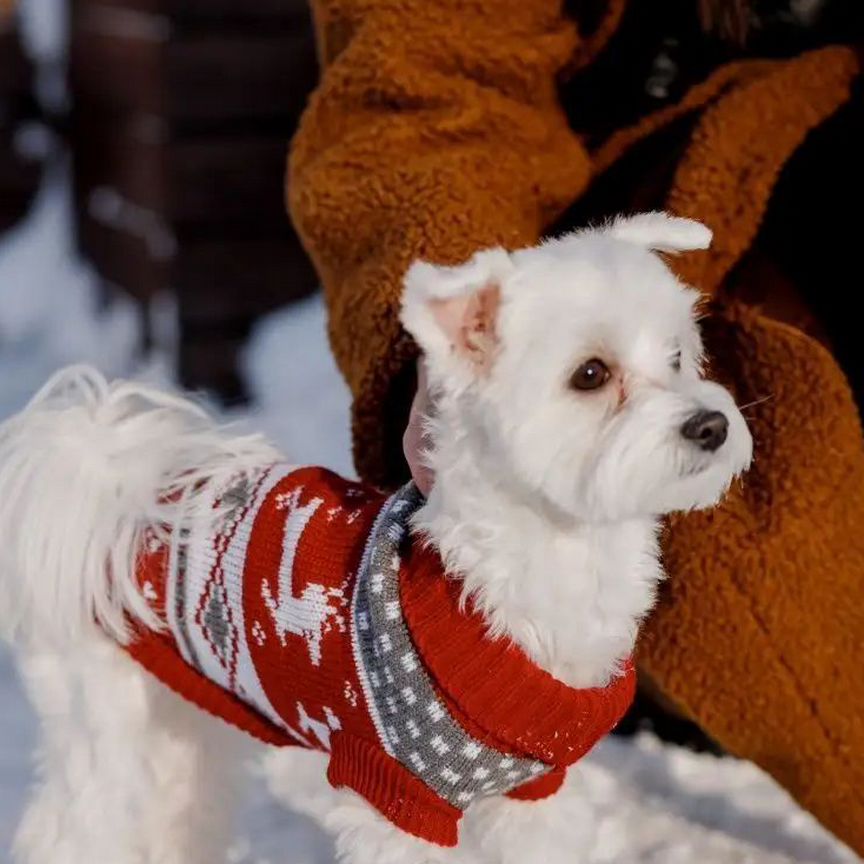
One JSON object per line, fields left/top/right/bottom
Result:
{"left": 288, "top": 0, "right": 864, "bottom": 854}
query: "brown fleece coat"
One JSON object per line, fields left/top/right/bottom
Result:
{"left": 288, "top": 0, "right": 864, "bottom": 853}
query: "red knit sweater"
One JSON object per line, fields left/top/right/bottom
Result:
{"left": 127, "top": 465, "right": 635, "bottom": 846}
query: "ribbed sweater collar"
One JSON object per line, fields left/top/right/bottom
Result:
{"left": 399, "top": 535, "right": 636, "bottom": 767}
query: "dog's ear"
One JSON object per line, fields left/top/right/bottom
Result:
{"left": 606, "top": 212, "right": 712, "bottom": 254}
{"left": 400, "top": 248, "right": 512, "bottom": 378}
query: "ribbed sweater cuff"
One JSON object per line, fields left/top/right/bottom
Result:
{"left": 328, "top": 732, "right": 461, "bottom": 847}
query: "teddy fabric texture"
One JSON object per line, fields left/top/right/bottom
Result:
{"left": 287, "top": 0, "right": 864, "bottom": 853}
{"left": 127, "top": 464, "right": 635, "bottom": 846}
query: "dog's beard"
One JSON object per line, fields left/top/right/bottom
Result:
{"left": 579, "top": 438, "right": 742, "bottom": 521}
{"left": 567, "top": 387, "right": 752, "bottom": 522}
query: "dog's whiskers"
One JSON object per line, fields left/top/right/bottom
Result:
{"left": 737, "top": 394, "right": 773, "bottom": 413}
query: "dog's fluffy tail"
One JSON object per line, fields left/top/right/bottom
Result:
{"left": 0, "top": 365, "right": 280, "bottom": 647}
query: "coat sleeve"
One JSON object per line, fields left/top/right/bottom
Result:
{"left": 288, "top": 0, "right": 598, "bottom": 486}
{"left": 625, "top": 45, "right": 864, "bottom": 856}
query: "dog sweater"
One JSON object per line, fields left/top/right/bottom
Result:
{"left": 127, "top": 464, "right": 636, "bottom": 846}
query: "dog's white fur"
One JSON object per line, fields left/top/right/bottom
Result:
{"left": 0, "top": 213, "right": 751, "bottom": 863}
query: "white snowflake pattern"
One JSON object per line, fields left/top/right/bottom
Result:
{"left": 296, "top": 702, "right": 342, "bottom": 751}
{"left": 274, "top": 487, "right": 306, "bottom": 511}
{"left": 344, "top": 680, "right": 359, "bottom": 707}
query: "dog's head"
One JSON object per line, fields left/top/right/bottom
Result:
{"left": 400, "top": 213, "right": 753, "bottom": 523}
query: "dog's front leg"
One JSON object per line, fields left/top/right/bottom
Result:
{"left": 323, "top": 791, "right": 471, "bottom": 864}
{"left": 264, "top": 748, "right": 470, "bottom": 864}
{"left": 459, "top": 770, "right": 598, "bottom": 864}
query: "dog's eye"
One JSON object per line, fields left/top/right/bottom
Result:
{"left": 671, "top": 351, "right": 682, "bottom": 372}
{"left": 570, "top": 359, "right": 611, "bottom": 391}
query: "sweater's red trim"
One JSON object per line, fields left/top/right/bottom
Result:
{"left": 328, "top": 732, "right": 461, "bottom": 847}
{"left": 126, "top": 630, "right": 298, "bottom": 748}
{"left": 507, "top": 768, "right": 567, "bottom": 801}
{"left": 400, "top": 543, "right": 636, "bottom": 768}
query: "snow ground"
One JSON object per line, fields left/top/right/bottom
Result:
{"left": 0, "top": 172, "right": 858, "bottom": 864}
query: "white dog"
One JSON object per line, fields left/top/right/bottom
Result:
{"left": 0, "top": 213, "right": 751, "bottom": 864}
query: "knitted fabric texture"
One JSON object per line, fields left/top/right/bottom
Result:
{"left": 127, "top": 465, "right": 635, "bottom": 846}
{"left": 287, "top": 0, "right": 864, "bottom": 851}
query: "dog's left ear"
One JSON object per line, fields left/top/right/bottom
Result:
{"left": 606, "top": 212, "right": 712, "bottom": 254}
{"left": 400, "top": 248, "right": 513, "bottom": 378}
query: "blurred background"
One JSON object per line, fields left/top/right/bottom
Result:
{"left": 2, "top": 0, "right": 320, "bottom": 404}
{"left": 0, "top": 1, "right": 861, "bottom": 862}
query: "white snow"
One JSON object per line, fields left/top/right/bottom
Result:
{"left": 0, "top": 170, "right": 857, "bottom": 864}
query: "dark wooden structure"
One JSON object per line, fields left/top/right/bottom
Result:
{"left": 0, "top": 15, "right": 40, "bottom": 234}
{"left": 68, "top": 0, "right": 320, "bottom": 400}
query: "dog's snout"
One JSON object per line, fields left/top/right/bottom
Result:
{"left": 680, "top": 410, "right": 728, "bottom": 452}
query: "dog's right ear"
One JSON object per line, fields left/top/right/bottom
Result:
{"left": 400, "top": 248, "right": 513, "bottom": 380}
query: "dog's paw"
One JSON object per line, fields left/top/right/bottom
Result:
{"left": 326, "top": 793, "right": 460, "bottom": 864}
{"left": 461, "top": 789, "right": 597, "bottom": 864}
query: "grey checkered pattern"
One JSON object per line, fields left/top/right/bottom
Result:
{"left": 353, "top": 484, "right": 550, "bottom": 810}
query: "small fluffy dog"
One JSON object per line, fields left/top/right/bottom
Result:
{"left": 0, "top": 213, "right": 752, "bottom": 864}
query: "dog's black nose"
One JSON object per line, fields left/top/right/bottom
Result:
{"left": 681, "top": 410, "right": 728, "bottom": 452}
